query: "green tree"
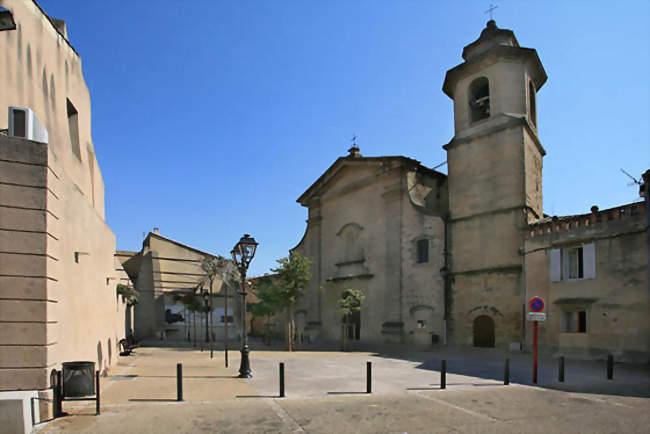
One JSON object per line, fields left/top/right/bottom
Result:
{"left": 269, "top": 253, "right": 313, "bottom": 351}
{"left": 181, "top": 294, "right": 202, "bottom": 347}
{"left": 116, "top": 283, "right": 138, "bottom": 306}
{"left": 199, "top": 256, "right": 237, "bottom": 357}
{"left": 338, "top": 288, "right": 365, "bottom": 351}
{"left": 249, "top": 277, "right": 282, "bottom": 345}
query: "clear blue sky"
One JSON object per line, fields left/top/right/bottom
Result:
{"left": 38, "top": 0, "right": 649, "bottom": 277}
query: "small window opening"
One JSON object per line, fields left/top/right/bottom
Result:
{"left": 529, "top": 81, "right": 537, "bottom": 127}
{"left": 67, "top": 99, "right": 81, "bottom": 160}
{"left": 469, "top": 77, "right": 490, "bottom": 122}
{"left": 416, "top": 239, "right": 429, "bottom": 264}
{"left": 578, "top": 311, "right": 587, "bottom": 333}
{"left": 566, "top": 247, "right": 584, "bottom": 279}
{"left": 562, "top": 311, "right": 587, "bottom": 333}
{"left": 417, "top": 320, "right": 427, "bottom": 329}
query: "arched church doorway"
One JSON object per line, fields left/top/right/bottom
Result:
{"left": 473, "top": 315, "right": 495, "bottom": 347}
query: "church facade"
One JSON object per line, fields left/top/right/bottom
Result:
{"left": 292, "top": 21, "right": 649, "bottom": 362}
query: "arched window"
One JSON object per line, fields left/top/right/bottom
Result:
{"left": 468, "top": 77, "right": 490, "bottom": 122}
{"left": 529, "top": 81, "right": 537, "bottom": 127}
{"left": 337, "top": 223, "right": 364, "bottom": 263}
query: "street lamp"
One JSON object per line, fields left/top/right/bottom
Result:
{"left": 202, "top": 290, "right": 210, "bottom": 343}
{"left": 231, "top": 234, "right": 258, "bottom": 378}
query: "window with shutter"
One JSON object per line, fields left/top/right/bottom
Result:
{"left": 553, "top": 243, "right": 596, "bottom": 281}
{"left": 561, "top": 310, "right": 587, "bottom": 333}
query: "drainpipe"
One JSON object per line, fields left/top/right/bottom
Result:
{"left": 442, "top": 215, "right": 450, "bottom": 346}
{"left": 520, "top": 247, "right": 526, "bottom": 352}
{"left": 642, "top": 170, "right": 650, "bottom": 362}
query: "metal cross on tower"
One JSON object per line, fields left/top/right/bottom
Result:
{"left": 485, "top": 4, "right": 498, "bottom": 20}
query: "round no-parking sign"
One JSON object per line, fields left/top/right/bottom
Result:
{"left": 529, "top": 296, "right": 545, "bottom": 312}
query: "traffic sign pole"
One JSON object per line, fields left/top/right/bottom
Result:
{"left": 533, "top": 321, "right": 538, "bottom": 384}
{"left": 528, "top": 296, "right": 544, "bottom": 385}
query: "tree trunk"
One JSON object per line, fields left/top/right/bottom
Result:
{"left": 265, "top": 315, "right": 271, "bottom": 346}
{"left": 285, "top": 309, "right": 290, "bottom": 351}
{"left": 209, "top": 285, "right": 213, "bottom": 359}
{"left": 289, "top": 307, "right": 296, "bottom": 352}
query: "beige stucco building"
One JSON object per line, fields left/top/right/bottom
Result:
{"left": 119, "top": 231, "right": 243, "bottom": 345}
{"left": 0, "top": 1, "right": 131, "bottom": 431}
{"left": 292, "top": 20, "right": 649, "bottom": 362}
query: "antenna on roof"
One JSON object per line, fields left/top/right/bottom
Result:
{"left": 433, "top": 160, "right": 447, "bottom": 170}
{"left": 620, "top": 168, "right": 642, "bottom": 186}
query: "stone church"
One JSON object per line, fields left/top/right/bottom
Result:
{"left": 291, "top": 20, "right": 649, "bottom": 362}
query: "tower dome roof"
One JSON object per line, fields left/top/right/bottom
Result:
{"left": 462, "top": 20, "right": 520, "bottom": 61}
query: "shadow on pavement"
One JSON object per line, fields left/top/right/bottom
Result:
{"left": 126, "top": 375, "right": 237, "bottom": 379}
{"left": 128, "top": 398, "right": 180, "bottom": 402}
{"left": 326, "top": 391, "right": 368, "bottom": 395}
{"left": 371, "top": 347, "right": 650, "bottom": 398}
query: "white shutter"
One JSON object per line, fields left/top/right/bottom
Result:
{"left": 550, "top": 249, "right": 561, "bottom": 282}
{"left": 562, "top": 248, "right": 571, "bottom": 280}
{"left": 583, "top": 243, "right": 596, "bottom": 279}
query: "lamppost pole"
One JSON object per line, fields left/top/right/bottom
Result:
{"left": 238, "top": 264, "right": 250, "bottom": 378}
{"left": 231, "top": 234, "right": 258, "bottom": 379}
{"left": 202, "top": 291, "right": 209, "bottom": 344}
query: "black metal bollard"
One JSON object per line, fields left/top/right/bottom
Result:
{"left": 177, "top": 363, "right": 183, "bottom": 401}
{"left": 95, "top": 370, "right": 101, "bottom": 415}
{"left": 559, "top": 356, "right": 565, "bottom": 382}
{"left": 504, "top": 358, "right": 510, "bottom": 385}
{"left": 607, "top": 355, "right": 613, "bottom": 380}
{"left": 440, "top": 360, "right": 446, "bottom": 390}
{"left": 279, "top": 363, "right": 285, "bottom": 398}
{"left": 366, "top": 362, "right": 372, "bottom": 394}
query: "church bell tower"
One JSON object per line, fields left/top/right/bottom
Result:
{"left": 442, "top": 20, "right": 547, "bottom": 349}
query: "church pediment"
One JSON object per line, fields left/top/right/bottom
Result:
{"left": 297, "top": 155, "right": 437, "bottom": 205}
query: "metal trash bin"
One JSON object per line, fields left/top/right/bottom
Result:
{"left": 62, "top": 361, "right": 95, "bottom": 397}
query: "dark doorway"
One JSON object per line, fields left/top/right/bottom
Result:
{"left": 345, "top": 309, "right": 361, "bottom": 341}
{"left": 473, "top": 315, "right": 495, "bottom": 347}
{"left": 341, "top": 291, "right": 361, "bottom": 341}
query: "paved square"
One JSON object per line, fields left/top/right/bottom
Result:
{"left": 38, "top": 345, "right": 650, "bottom": 433}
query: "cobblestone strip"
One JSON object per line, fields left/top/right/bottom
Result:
{"left": 266, "top": 398, "right": 305, "bottom": 433}
{"left": 413, "top": 392, "right": 498, "bottom": 422}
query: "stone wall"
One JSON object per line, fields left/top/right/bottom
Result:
{"left": 293, "top": 156, "right": 447, "bottom": 347}
{"left": 0, "top": 2, "right": 128, "bottom": 427}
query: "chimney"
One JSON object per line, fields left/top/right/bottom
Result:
{"left": 153, "top": 227, "right": 159, "bottom": 235}
{"left": 50, "top": 18, "right": 68, "bottom": 40}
